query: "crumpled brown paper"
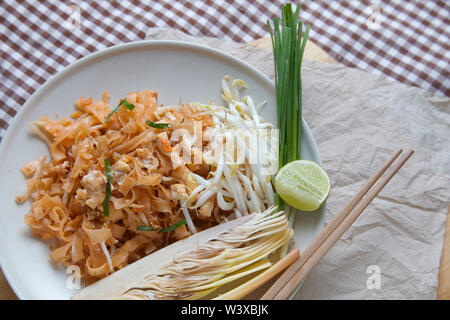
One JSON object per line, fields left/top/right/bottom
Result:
{"left": 146, "top": 28, "right": 450, "bottom": 299}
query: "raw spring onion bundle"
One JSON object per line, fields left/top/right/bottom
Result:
{"left": 268, "top": 3, "right": 310, "bottom": 226}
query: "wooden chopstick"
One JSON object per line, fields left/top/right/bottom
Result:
{"left": 272, "top": 149, "right": 414, "bottom": 299}
{"left": 214, "top": 248, "right": 300, "bottom": 300}
{"left": 261, "top": 148, "right": 403, "bottom": 299}
{"left": 261, "top": 148, "right": 414, "bottom": 300}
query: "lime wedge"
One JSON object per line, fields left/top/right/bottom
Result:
{"left": 274, "top": 160, "right": 330, "bottom": 211}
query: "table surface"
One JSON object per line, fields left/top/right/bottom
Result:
{"left": 1, "top": 1, "right": 448, "bottom": 143}
{"left": 438, "top": 206, "right": 450, "bottom": 300}
{"left": 0, "top": 38, "right": 448, "bottom": 300}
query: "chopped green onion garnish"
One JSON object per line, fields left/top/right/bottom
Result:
{"left": 105, "top": 99, "right": 135, "bottom": 123}
{"left": 181, "top": 118, "right": 185, "bottom": 123}
{"left": 136, "top": 225, "right": 158, "bottom": 232}
{"left": 159, "top": 219, "right": 186, "bottom": 233}
{"left": 146, "top": 120, "right": 170, "bottom": 129}
{"left": 103, "top": 158, "right": 112, "bottom": 217}
{"left": 137, "top": 219, "right": 186, "bottom": 233}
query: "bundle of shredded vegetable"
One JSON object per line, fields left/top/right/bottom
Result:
{"left": 73, "top": 206, "right": 292, "bottom": 300}
{"left": 16, "top": 77, "right": 276, "bottom": 284}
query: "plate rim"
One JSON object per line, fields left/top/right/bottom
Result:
{"left": 0, "top": 39, "right": 322, "bottom": 300}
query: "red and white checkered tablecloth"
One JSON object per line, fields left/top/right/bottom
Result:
{"left": 1, "top": 0, "right": 449, "bottom": 140}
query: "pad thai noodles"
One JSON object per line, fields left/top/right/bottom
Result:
{"left": 16, "top": 76, "right": 277, "bottom": 284}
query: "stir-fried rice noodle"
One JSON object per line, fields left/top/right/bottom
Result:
{"left": 16, "top": 77, "right": 277, "bottom": 283}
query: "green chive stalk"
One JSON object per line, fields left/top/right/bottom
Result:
{"left": 268, "top": 3, "right": 310, "bottom": 227}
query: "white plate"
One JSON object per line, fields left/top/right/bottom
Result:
{"left": 0, "top": 41, "right": 324, "bottom": 299}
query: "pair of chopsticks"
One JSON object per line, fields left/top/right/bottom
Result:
{"left": 259, "top": 148, "right": 414, "bottom": 300}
